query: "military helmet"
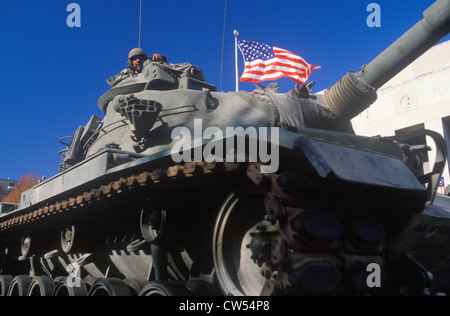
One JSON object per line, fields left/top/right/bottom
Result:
{"left": 128, "top": 48, "right": 148, "bottom": 62}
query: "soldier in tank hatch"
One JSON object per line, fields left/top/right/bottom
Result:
{"left": 107, "top": 48, "right": 167, "bottom": 87}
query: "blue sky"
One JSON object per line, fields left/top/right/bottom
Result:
{"left": 0, "top": 0, "right": 449, "bottom": 181}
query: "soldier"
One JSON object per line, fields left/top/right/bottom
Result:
{"left": 107, "top": 48, "right": 167, "bottom": 87}
{"left": 128, "top": 48, "right": 167, "bottom": 73}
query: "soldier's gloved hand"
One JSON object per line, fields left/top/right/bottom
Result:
{"left": 152, "top": 54, "right": 167, "bottom": 62}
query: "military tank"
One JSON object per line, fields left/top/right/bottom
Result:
{"left": 0, "top": 0, "right": 449, "bottom": 297}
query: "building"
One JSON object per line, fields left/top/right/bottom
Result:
{"left": 0, "top": 178, "right": 18, "bottom": 201}
{"left": 351, "top": 40, "right": 450, "bottom": 193}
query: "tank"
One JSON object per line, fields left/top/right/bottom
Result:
{"left": 0, "top": 0, "right": 449, "bottom": 297}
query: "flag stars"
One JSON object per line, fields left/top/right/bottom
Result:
{"left": 238, "top": 40, "right": 275, "bottom": 62}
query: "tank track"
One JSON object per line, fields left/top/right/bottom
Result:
{"left": 0, "top": 160, "right": 244, "bottom": 233}
{"left": 0, "top": 160, "right": 387, "bottom": 296}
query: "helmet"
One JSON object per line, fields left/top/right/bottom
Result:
{"left": 128, "top": 48, "right": 148, "bottom": 62}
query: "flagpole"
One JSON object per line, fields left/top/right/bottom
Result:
{"left": 219, "top": 0, "right": 228, "bottom": 92}
{"left": 138, "top": 0, "right": 142, "bottom": 48}
{"left": 234, "top": 30, "right": 239, "bottom": 91}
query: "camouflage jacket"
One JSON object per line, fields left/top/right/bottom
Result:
{"left": 106, "top": 68, "right": 137, "bottom": 87}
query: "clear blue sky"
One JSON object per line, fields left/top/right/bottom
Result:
{"left": 0, "top": 0, "right": 448, "bottom": 181}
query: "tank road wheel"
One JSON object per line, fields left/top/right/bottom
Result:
{"left": 138, "top": 280, "right": 194, "bottom": 296}
{"left": 140, "top": 209, "right": 166, "bottom": 244}
{"left": 213, "top": 186, "right": 278, "bottom": 296}
{"left": 0, "top": 275, "right": 13, "bottom": 296}
{"left": 20, "top": 234, "right": 32, "bottom": 259}
{"left": 87, "top": 278, "right": 131, "bottom": 296}
{"left": 60, "top": 225, "right": 76, "bottom": 253}
{"left": 123, "top": 278, "right": 150, "bottom": 296}
{"left": 53, "top": 277, "right": 88, "bottom": 296}
{"left": 7, "top": 275, "right": 32, "bottom": 296}
{"left": 27, "top": 276, "right": 56, "bottom": 296}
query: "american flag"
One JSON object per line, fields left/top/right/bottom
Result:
{"left": 439, "top": 177, "right": 446, "bottom": 194}
{"left": 238, "top": 40, "right": 321, "bottom": 84}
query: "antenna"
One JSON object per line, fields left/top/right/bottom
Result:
{"left": 234, "top": 30, "right": 239, "bottom": 92}
{"left": 219, "top": 0, "right": 228, "bottom": 92}
{"left": 138, "top": 0, "right": 143, "bottom": 48}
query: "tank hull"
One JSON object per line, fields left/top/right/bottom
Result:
{"left": 1, "top": 126, "right": 444, "bottom": 296}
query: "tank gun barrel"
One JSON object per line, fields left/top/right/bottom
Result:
{"left": 361, "top": 0, "right": 450, "bottom": 89}
{"left": 324, "top": 0, "right": 450, "bottom": 119}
